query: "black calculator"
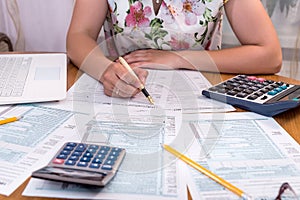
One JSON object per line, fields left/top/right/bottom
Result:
{"left": 202, "top": 75, "right": 300, "bottom": 117}
{"left": 32, "top": 142, "right": 126, "bottom": 186}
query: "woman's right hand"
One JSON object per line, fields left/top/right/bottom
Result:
{"left": 100, "top": 61, "right": 148, "bottom": 98}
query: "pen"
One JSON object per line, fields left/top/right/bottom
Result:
{"left": 118, "top": 56, "right": 154, "bottom": 105}
{"left": 0, "top": 116, "right": 22, "bottom": 125}
{"left": 163, "top": 144, "right": 252, "bottom": 200}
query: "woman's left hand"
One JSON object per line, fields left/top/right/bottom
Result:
{"left": 122, "top": 49, "right": 192, "bottom": 70}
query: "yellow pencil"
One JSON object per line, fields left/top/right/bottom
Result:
{"left": 163, "top": 144, "right": 252, "bottom": 200}
{"left": 118, "top": 56, "right": 154, "bottom": 105}
{"left": 0, "top": 116, "right": 22, "bottom": 125}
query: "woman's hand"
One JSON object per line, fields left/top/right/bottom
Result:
{"left": 123, "top": 49, "right": 193, "bottom": 70}
{"left": 100, "top": 61, "right": 148, "bottom": 98}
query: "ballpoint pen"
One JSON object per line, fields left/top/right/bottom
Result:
{"left": 0, "top": 116, "right": 22, "bottom": 125}
{"left": 118, "top": 56, "right": 155, "bottom": 105}
{"left": 163, "top": 144, "right": 252, "bottom": 200}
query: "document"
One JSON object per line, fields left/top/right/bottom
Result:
{"left": 23, "top": 105, "right": 188, "bottom": 200}
{"left": 62, "top": 70, "right": 234, "bottom": 113}
{"left": 0, "top": 105, "right": 77, "bottom": 196}
{"left": 180, "top": 112, "right": 300, "bottom": 200}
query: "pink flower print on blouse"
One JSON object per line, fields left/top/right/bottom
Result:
{"left": 125, "top": 1, "right": 152, "bottom": 28}
{"left": 183, "top": 0, "right": 205, "bottom": 25}
{"left": 169, "top": 34, "right": 190, "bottom": 50}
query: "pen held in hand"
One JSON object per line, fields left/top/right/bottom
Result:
{"left": 118, "top": 57, "right": 154, "bottom": 104}
{"left": 0, "top": 116, "right": 22, "bottom": 125}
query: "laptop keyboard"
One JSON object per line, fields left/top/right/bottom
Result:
{"left": 0, "top": 56, "right": 32, "bottom": 97}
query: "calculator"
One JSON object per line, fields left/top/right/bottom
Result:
{"left": 202, "top": 75, "right": 300, "bottom": 117}
{"left": 32, "top": 142, "right": 126, "bottom": 186}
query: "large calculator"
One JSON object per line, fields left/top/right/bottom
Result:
{"left": 202, "top": 75, "right": 300, "bottom": 117}
{"left": 32, "top": 142, "right": 126, "bottom": 186}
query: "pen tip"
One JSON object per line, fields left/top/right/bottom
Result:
{"left": 148, "top": 96, "right": 155, "bottom": 105}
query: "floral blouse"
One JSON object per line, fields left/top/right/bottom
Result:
{"left": 102, "top": 0, "right": 229, "bottom": 57}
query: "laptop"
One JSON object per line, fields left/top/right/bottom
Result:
{"left": 0, "top": 53, "right": 67, "bottom": 105}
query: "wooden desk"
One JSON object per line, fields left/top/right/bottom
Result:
{"left": 1, "top": 63, "right": 300, "bottom": 200}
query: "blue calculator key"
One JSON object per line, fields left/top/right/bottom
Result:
{"left": 112, "top": 147, "right": 122, "bottom": 152}
{"left": 280, "top": 85, "right": 288, "bottom": 90}
{"left": 68, "top": 155, "right": 79, "bottom": 161}
{"left": 92, "top": 158, "right": 103, "bottom": 164}
{"left": 109, "top": 151, "right": 120, "bottom": 156}
{"left": 77, "top": 161, "right": 88, "bottom": 167}
{"left": 87, "top": 148, "right": 97, "bottom": 153}
{"left": 107, "top": 155, "right": 117, "bottom": 161}
{"left": 268, "top": 90, "right": 278, "bottom": 95}
{"left": 89, "top": 145, "right": 99, "bottom": 149}
{"left": 72, "top": 151, "right": 82, "bottom": 156}
{"left": 89, "top": 163, "right": 100, "bottom": 169}
{"left": 83, "top": 152, "right": 94, "bottom": 158}
{"left": 95, "top": 154, "right": 105, "bottom": 159}
{"left": 65, "top": 160, "right": 76, "bottom": 165}
{"left": 66, "top": 142, "right": 77, "bottom": 147}
{"left": 104, "top": 160, "right": 115, "bottom": 165}
{"left": 56, "top": 154, "right": 68, "bottom": 159}
{"left": 80, "top": 157, "right": 91, "bottom": 162}
{"left": 61, "top": 150, "right": 71, "bottom": 155}
{"left": 98, "top": 149, "right": 109, "bottom": 155}
{"left": 63, "top": 146, "right": 74, "bottom": 151}
{"left": 101, "top": 165, "right": 113, "bottom": 170}
{"left": 100, "top": 146, "right": 111, "bottom": 151}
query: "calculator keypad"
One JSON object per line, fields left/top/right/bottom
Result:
{"left": 51, "top": 142, "right": 125, "bottom": 172}
{"left": 207, "top": 75, "right": 294, "bottom": 104}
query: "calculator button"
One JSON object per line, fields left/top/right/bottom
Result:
{"left": 95, "top": 154, "right": 106, "bottom": 159}
{"left": 65, "top": 160, "right": 76, "bottom": 165}
{"left": 244, "top": 89, "right": 254, "bottom": 94}
{"left": 280, "top": 85, "right": 288, "bottom": 90}
{"left": 100, "top": 146, "right": 111, "bottom": 151}
{"left": 247, "top": 94, "right": 258, "bottom": 100}
{"left": 87, "top": 148, "right": 97, "bottom": 153}
{"left": 268, "top": 90, "right": 278, "bottom": 95}
{"left": 259, "top": 88, "right": 269, "bottom": 93}
{"left": 61, "top": 150, "right": 71, "bottom": 155}
{"left": 101, "top": 165, "right": 113, "bottom": 170}
{"left": 66, "top": 142, "right": 77, "bottom": 147}
{"left": 75, "top": 145, "right": 86, "bottom": 152}
{"left": 77, "top": 161, "right": 88, "bottom": 167}
{"left": 254, "top": 92, "right": 264, "bottom": 97}
{"left": 104, "top": 160, "right": 115, "bottom": 165}
{"left": 64, "top": 146, "right": 74, "bottom": 151}
{"left": 109, "top": 151, "right": 120, "bottom": 156}
{"left": 68, "top": 155, "right": 79, "bottom": 161}
{"left": 83, "top": 152, "right": 94, "bottom": 158}
{"left": 236, "top": 92, "right": 248, "bottom": 98}
{"left": 274, "top": 88, "right": 283, "bottom": 92}
{"left": 80, "top": 157, "right": 91, "bottom": 162}
{"left": 53, "top": 158, "right": 65, "bottom": 164}
{"left": 89, "top": 163, "right": 100, "bottom": 169}
{"left": 112, "top": 147, "right": 123, "bottom": 152}
{"left": 56, "top": 154, "right": 68, "bottom": 159}
{"left": 98, "top": 149, "right": 109, "bottom": 155}
{"left": 72, "top": 151, "right": 82, "bottom": 156}
{"left": 92, "top": 158, "right": 103, "bottom": 164}
{"left": 89, "top": 145, "right": 99, "bottom": 149}
{"left": 107, "top": 155, "right": 117, "bottom": 161}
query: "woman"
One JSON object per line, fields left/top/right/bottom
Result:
{"left": 67, "top": 0, "right": 282, "bottom": 98}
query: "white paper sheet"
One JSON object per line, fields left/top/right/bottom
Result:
{"left": 22, "top": 105, "right": 188, "bottom": 200}
{"left": 0, "top": 105, "right": 79, "bottom": 196}
{"left": 181, "top": 112, "right": 300, "bottom": 200}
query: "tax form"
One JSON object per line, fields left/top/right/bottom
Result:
{"left": 181, "top": 112, "right": 300, "bottom": 200}
{"left": 22, "top": 104, "right": 188, "bottom": 200}
{"left": 0, "top": 105, "right": 77, "bottom": 196}
{"left": 63, "top": 69, "right": 234, "bottom": 113}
